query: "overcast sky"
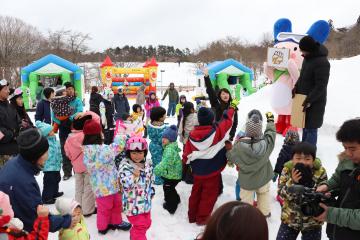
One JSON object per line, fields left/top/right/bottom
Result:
{"left": 2, "top": 0, "right": 359, "bottom": 52}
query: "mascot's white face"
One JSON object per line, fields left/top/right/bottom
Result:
{"left": 273, "top": 41, "right": 304, "bottom": 71}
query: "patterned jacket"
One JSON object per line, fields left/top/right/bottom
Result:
{"left": 148, "top": 122, "right": 167, "bottom": 166}
{"left": 154, "top": 142, "right": 182, "bottom": 180}
{"left": 83, "top": 144, "right": 120, "bottom": 198}
{"left": 118, "top": 158, "right": 155, "bottom": 216}
{"left": 278, "top": 158, "right": 328, "bottom": 231}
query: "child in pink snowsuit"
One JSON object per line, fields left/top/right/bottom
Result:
{"left": 82, "top": 119, "right": 131, "bottom": 235}
{"left": 118, "top": 135, "right": 155, "bottom": 240}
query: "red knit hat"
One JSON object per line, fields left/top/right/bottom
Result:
{"left": 83, "top": 119, "right": 102, "bottom": 135}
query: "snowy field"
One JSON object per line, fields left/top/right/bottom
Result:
{"left": 29, "top": 55, "right": 360, "bottom": 239}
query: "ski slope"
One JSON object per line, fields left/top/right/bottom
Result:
{"left": 30, "top": 55, "right": 360, "bottom": 240}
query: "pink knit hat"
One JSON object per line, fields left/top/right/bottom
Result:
{"left": 0, "top": 191, "right": 14, "bottom": 218}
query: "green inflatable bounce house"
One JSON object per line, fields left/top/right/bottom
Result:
{"left": 21, "top": 54, "right": 84, "bottom": 109}
{"left": 207, "top": 59, "right": 255, "bottom": 100}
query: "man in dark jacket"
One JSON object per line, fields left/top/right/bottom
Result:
{"left": 113, "top": 86, "right": 130, "bottom": 116}
{"left": 316, "top": 118, "right": 360, "bottom": 240}
{"left": 0, "top": 79, "right": 21, "bottom": 167}
{"left": 0, "top": 128, "right": 72, "bottom": 233}
{"left": 294, "top": 36, "right": 330, "bottom": 146}
{"left": 162, "top": 82, "right": 179, "bottom": 117}
{"left": 89, "top": 86, "right": 103, "bottom": 116}
{"left": 35, "top": 87, "right": 54, "bottom": 124}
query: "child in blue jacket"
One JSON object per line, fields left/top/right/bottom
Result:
{"left": 35, "top": 121, "right": 63, "bottom": 204}
{"left": 147, "top": 106, "right": 167, "bottom": 185}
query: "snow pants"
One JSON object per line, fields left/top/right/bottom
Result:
{"left": 188, "top": 174, "right": 220, "bottom": 224}
{"left": 240, "top": 182, "right": 270, "bottom": 216}
{"left": 127, "top": 212, "right": 152, "bottom": 240}
{"left": 75, "top": 172, "right": 96, "bottom": 215}
{"left": 96, "top": 193, "right": 122, "bottom": 231}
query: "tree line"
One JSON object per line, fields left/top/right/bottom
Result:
{"left": 1, "top": 15, "right": 359, "bottom": 87}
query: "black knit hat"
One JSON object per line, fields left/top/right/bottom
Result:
{"left": 299, "top": 36, "right": 320, "bottom": 53}
{"left": 198, "top": 107, "right": 214, "bottom": 126}
{"left": 64, "top": 82, "right": 74, "bottom": 89}
{"left": 72, "top": 115, "right": 92, "bottom": 130}
{"left": 17, "top": 128, "right": 49, "bottom": 163}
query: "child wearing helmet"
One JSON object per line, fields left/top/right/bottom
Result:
{"left": 82, "top": 119, "right": 131, "bottom": 235}
{"left": 118, "top": 135, "right": 155, "bottom": 240}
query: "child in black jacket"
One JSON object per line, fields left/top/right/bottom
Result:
{"left": 273, "top": 129, "right": 299, "bottom": 206}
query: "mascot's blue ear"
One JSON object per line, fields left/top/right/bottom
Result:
{"left": 307, "top": 20, "right": 330, "bottom": 44}
{"left": 274, "top": 18, "right": 292, "bottom": 40}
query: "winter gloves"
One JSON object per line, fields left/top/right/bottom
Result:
{"left": 265, "top": 112, "right": 274, "bottom": 122}
{"left": 230, "top": 98, "right": 240, "bottom": 109}
{"left": 302, "top": 99, "right": 311, "bottom": 112}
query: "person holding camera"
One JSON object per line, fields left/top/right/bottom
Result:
{"left": 276, "top": 142, "right": 328, "bottom": 240}
{"left": 316, "top": 118, "right": 360, "bottom": 240}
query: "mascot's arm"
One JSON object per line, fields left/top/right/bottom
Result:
{"left": 264, "top": 62, "right": 274, "bottom": 82}
{"left": 287, "top": 59, "right": 300, "bottom": 86}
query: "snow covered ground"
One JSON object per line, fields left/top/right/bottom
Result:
{"left": 30, "top": 55, "right": 360, "bottom": 239}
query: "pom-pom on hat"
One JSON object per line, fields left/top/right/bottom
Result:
{"left": 197, "top": 107, "right": 214, "bottom": 126}
{"left": 162, "top": 125, "right": 178, "bottom": 142}
{"left": 83, "top": 119, "right": 102, "bottom": 135}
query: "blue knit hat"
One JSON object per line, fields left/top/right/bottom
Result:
{"left": 198, "top": 107, "right": 214, "bottom": 126}
{"left": 162, "top": 125, "right": 178, "bottom": 142}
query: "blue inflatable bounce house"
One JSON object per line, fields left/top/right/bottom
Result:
{"left": 21, "top": 54, "right": 84, "bottom": 109}
{"left": 207, "top": 59, "right": 255, "bottom": 99}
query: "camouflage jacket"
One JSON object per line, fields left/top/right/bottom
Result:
{"left": 278, "top": 158, "right": 328, "bottom": 231}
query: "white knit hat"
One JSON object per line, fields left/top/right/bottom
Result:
{"left": 55, "top": 198, "right": 80, "bottom": 215}
{"left": 8, "top": 218, "right": 24, "bottom": 230}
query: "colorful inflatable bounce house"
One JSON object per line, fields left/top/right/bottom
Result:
{"left": 100, "top": 56, "right": 158, "bottom": 97}
{"left": 207, "top": 59, "right": 255, "bottom": 99}
{"left": 21, "top": 54, "right": 84, "bottom": 109}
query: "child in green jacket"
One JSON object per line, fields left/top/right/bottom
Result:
{"left": 154, "top": 125, "right": 182, "bottom": 214}
{"left": 55, "top": 198, "right": 90, "bottom": 240}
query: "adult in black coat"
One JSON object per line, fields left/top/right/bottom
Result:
{"left": 294, "top": 36, "right": 330, "bottom": 146}
{"left": 0, "top": 80, "right": 21, "bottom": 166}
{"left": 0, "top": 129, "right": 72, "bottom": 232}
{"left": 113, "top": 87, "right": 130, "bottom": 116}
{"left": 204, "top": 70, "right": 238, "bottom": 141}
{"left": 89, "top": 86, "right": 103, "bottom": 117}
{"left": 35, "top": 87, "right": 54, "bottom": 124}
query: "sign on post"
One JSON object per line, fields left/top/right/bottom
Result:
{"left": 267, "top": 47, "right": 290, "bottom": 68}
{"left": 291, "top": 94, "right": 307, "bottom": 128}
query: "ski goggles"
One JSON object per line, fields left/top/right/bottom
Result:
{"left": 276, "top": 32, "right": 307, "bottom": 43}
{"left": 127, "top": 141, "right": 147, "bottom": 151}
{"left": 0, "top": 79, "right": 8, "bottom": 86}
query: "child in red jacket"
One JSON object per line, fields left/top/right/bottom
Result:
{"left": 0, "top": 192, "right": 49, "bottom": 240}
{"left": 183, "top": 99, "right": 239, "bottom": 225}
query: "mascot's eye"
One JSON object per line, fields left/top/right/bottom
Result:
{"left": 294, "top": 47, "right": 298, "bottom": 51}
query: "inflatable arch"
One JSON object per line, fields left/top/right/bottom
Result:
{"left": 21, "top": 54, "right": 84, "bottom": 109}
{"left": 207, "top": 59, "right": 255, "bottom": 99}
{"left": 100, "top": 56, "right": 157, "bottom": 97}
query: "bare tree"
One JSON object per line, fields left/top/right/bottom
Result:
{"left": 0, "top": 15, "right": 43, "bottom": 85}
{"left": 47, "top": 29, "right": 70, "bottom": 55}
{"left": 67, "top": 31, "right": 91, "bottom": 63}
